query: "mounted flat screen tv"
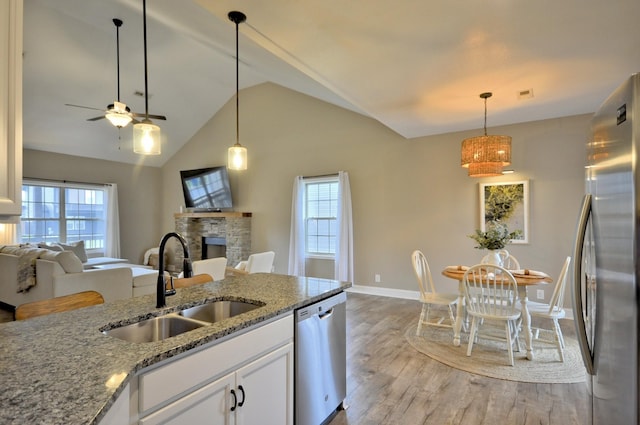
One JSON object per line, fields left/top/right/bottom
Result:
{"left": 180, "top": 166, "right": 233, "bottom": 211}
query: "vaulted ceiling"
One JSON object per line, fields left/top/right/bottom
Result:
{"left": 23, "top": 0, "right": 640, "bottom": 167}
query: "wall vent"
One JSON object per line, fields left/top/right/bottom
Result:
{"left": 517, "top": 89, "right": 534, "bottom": 100}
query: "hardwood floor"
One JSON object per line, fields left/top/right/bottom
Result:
{"left": 329, "top": 292, "right": 588, "bottom": 425}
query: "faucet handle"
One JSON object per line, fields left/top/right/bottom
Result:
{"left": 165, "top": 275, "right": 176, "bottom": 297}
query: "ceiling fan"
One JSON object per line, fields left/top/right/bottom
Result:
{"left": 65, "top": 18, "right": 166, "bottom": 128}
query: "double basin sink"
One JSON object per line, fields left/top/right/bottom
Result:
{"left": 103, "top": 300, "right": 263, "bottom": 343}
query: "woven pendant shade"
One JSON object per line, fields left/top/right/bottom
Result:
{"left": 468, "top": 161, "right": 504, "bottom": 177}
{"left": 460, "top": 92, "right": 511, "bottom": 177}
{"left": 461, "top": 134, "right": 512, "bottom": 176}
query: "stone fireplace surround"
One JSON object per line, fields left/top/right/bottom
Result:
{"left": 173, "top": 212, "right": 251, "bottom": 272}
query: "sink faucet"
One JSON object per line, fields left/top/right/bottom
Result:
{"left": 157, "top": 232, "right": 193, "bottom": 308}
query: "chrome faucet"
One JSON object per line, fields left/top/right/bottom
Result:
{"left": 156, "top": 232, "right": 193, "bottom": 308}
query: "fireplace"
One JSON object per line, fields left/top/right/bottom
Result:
{"left": 174, "top": 212, "right": 251, "bottom": 271}
{"left": 202, "top": 236, "right": 227, "bottom": 259}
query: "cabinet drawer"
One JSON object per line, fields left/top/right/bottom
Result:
{"left": 139, "top": 314, "right": 293, "bottom": 413}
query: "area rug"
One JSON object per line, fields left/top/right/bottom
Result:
{"left": 405, "top": 323, "right": 586, "bottom": 384}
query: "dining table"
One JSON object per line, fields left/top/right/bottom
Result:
{"left": 442, "top": 265, "right": 553, "bottom": 360}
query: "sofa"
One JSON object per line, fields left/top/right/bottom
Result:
{"left": 0, "top": 245, "right": 159, "bottom": 308}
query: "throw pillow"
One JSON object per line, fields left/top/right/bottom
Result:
{"left": 39, "top": 250, "right": 84, "bottom": 273}
{"left": 59, "top": 240, "right": 88, "bottom": 263}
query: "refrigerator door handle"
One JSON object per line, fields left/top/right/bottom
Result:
{"left": 572, "top": 194, "right": 595, "bottom": 375}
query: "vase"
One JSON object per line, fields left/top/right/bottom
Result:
{"left": 485, "top": 250, "right": 503, "bottom": 267}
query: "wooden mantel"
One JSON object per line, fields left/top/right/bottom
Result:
{"left": 174, "top": 211, "right": 252, "bottom": 219}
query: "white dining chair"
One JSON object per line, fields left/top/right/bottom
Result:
{"left": 411, "top": 250, "right": 459, "bottom": 336}
{"left": 234, "top": 251, "right": 275, "bottom": 274}
{"left": 525, "top": 256, "right": 571, "bottom": 362}
{"left": 463, "top": 264, "right": 521, "bottom": 366}
{"left": 192, "top": 257, "right": 228, "bottom": 281}
{"left": 480, "top": 251, "right": 520, "bottom": 307}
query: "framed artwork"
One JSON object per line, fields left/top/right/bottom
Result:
{"left": 479, "top": 180, "right": 529, "bottom": 244}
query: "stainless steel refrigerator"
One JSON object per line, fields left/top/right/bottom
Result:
{"left": 573, "top": 72, "right": 640, "bottom": 424}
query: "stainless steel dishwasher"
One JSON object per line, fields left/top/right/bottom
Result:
{"left": 295, "top": 291, "right": 347, "bottom": 425}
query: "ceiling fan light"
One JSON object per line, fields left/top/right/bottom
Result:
{"left": 105, "top": 112, "right": 133, "bottom": 128}
{"left": 228, "top": 143, "right": 247, "bottom": 170}
{"left": 133, "top": 120, "right": 161, "bottom": 155}
{"left": 113, "top": 101, "right": 129, "bottom": 114}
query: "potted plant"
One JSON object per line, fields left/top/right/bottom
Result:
{"left": 469, "top": 221, "right": 521, "bottom": 266}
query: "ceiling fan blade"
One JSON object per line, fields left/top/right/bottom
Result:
{"left": 65, "top": 103, "right": 105, "bottom": 112}
{"left": 131, "top": 112, "right": 167, "bottom": 121}
{"left": 87, "top": 116, "right": 106, "bottom": 122}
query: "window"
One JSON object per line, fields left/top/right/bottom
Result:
{"left": 304, "top": 177, "right": 339, "bottom": 257}
{"left": 21, "top": 181, "right": 107, "bottom": 251}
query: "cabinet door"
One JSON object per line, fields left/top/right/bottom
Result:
{"left": 139, "top": 373, "right": 235, "bottom": 425}
{"left": 0, "top": 0, "right": 23, "bottom": 218}
{"left": 99, "top": 384, "right": 130, "bottom": 425}
{"left": 235, "top": 343, "right": 293, "bottom": 425}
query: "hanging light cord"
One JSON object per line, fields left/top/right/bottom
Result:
{"left": 142, "top": 0, "right": 149, "bottom": 119}
{"left": 480, "top": 92, "right": 493, "bottom": 136}
{"left": 483, "top": 96, "right": 487, "bottom": 136}
{"left": 115, "top": 19, "right": 122, "bottom": 102}
{"left": 235, "top": 17, "right": 240, "bottom": 145}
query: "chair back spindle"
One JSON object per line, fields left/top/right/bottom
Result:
{"left": 547, "top": 256, "right": 571, "bottom": 314}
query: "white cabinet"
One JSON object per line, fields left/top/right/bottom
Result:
{"left": 134, "top": 314, "right": 294, "bottom": 425}
{"left": 99, "top": 384, "right": 131, "bottom": 425}
{"left": 235, "top": 343, "right": 293, "bottom": 425}
{"left": 0, "top": 0, "right": 23, "bottom": 219}
{"left": 139, "top": 344, "right": 293, "bottom": 425}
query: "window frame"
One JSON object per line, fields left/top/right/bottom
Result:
{"left": 20, "top": 179, "right": 108, "bottom": 255}
{"left": 303, "top": 176, "right": 339, "bottom": 259}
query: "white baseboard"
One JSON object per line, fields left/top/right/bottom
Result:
{"left": 346, "top": 285, "right": 419, "bottom": 300}
{"left": 346, "top": 285, "right": 574, "bottom": 320}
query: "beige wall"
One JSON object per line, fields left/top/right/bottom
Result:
{"left": 22, "top": 82, "right": 589, "bottom": 304}
{"left": 161, "top": 83, "right": 589, "bottom": 301}
{"left": 23, "top": 149, "right": 162, "bottom": 264}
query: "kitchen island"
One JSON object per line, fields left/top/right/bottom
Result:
{"left": 0, "top": 273, "right": 350, "bottom": 424}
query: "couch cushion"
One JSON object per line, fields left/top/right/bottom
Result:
{"left": 58, "top": 241, "right": 88, "bottom": 263}
{"left": 131, "top": 267, "right": 159, "bottom": 288}
{"left": 83, "top": 257, "right": 129, "bottom": 269}
{"left": 38, "top": 242, "right": 64, "bottom": 251}
{"left": 39, "top": 250, "right": 84, "bottom": 273}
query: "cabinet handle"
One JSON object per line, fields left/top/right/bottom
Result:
{"left": 230, "top": 388, "right": 237, "bottom": 412}
{"left": 238, "top": 385, "right": 246, "bottom": 407}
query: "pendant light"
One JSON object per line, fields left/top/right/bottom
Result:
{"left": 133, "top": 0, "right": 161, "bottom": 155}
{"left": 460, "top": 92, "right": 511, "bottom": 177}
{"left": 227, "top": 11, "right": 247, "bottom": 171}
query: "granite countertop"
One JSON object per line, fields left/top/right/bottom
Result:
{"left": 0, "top": 273, "right": 350, "bottom": 424}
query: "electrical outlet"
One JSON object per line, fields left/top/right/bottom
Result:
{"left": 375, "top": 274, "right": 381, "bottom": 283}
{"left": 536, "top": 289, "right": 544, "bottom": 300}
